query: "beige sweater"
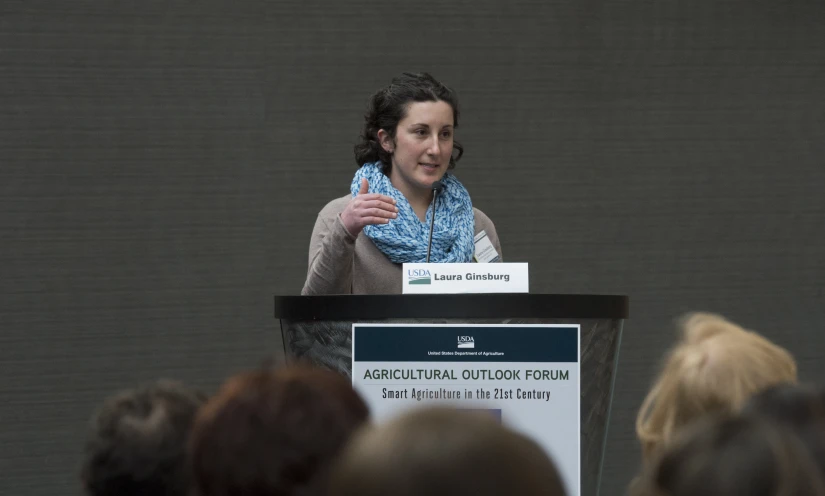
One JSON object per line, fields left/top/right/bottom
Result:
{"left": 302, "top": 194, "right": 503, "bottom": 295}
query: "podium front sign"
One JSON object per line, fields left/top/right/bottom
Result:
{"left": 351, "top": 323, "right": 581, "bottom": 496}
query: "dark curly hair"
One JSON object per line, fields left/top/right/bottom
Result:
{"left": 81, "top": 380, "right": 207, "bottom": 496}
{"left": 354, "top": 72, "right": 464, "bottom": 172}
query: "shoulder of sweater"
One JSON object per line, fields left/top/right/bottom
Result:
{"left": 472, "top": 207, "right": 495, "bottom": 230}
{"left": 317, "top": 194, "right": 353, "bottom": 220}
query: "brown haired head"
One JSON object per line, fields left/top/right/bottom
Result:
{"left": 189, "top": 365, "right": 369, "bottom": 496}
{"left": 632, "top": 415, "right": 825, "bottom": 496}
{"left": 329, "top": 407, "right": 567, "bottom": 496}
{"left": 636, "top": 312, "right": 797, "bottom": 463}
{"left": 81, "top": 380, "right": 207, "bottom": 496}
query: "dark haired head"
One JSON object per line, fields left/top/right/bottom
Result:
{"left": 632, "top": 415, "right": 825, "bottom": 496}
{"left": 81, "top": 380, "right": 207, "bottom": 496}
{"left": 743, "top": 383, "right": 825, "bottom": 426}
{"left": 743, "top": 383, "right": 825, "bottom": 478}
{"left": 189, "top": 365, "right": 370, "bottom": 496}
{"left": 329, "top": 407, "right": 567, "bottom": 496}
{"left": 354, "top": 72, "right": 463, "bottom": 172}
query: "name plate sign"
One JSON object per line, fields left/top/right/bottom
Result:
{"left": 402, "top": 263, "right": 529, "bottom": 294}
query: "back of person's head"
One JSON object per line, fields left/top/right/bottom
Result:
{"left": 81, "top": 380, "right": 207, "bottom": 496}
{"left": 743, "top": 383, "right": 825, "bottom": 477}
{"left": 189, "top": 364, "right": 369, "bottom": 496}
{"left": 329, "top": 407, "right": 567, "bottom": 496}
{"left": 743, "top": 383, "right": 825, "bottom": 427}
{"left": 632, "top": 415, "right": 825, "bottom": 496}
{"left": 636, "top": 312, "right": 797, "bottom": 462}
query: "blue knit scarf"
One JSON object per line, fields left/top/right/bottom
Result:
{"left": 350, "top": 162, "right": 475, "bottom": 263}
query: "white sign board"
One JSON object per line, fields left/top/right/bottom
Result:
{"left": 402, "top": 263, "right": 529, "bottom": 293}
{"left": 351, "top": 323, "right": 581, "bottom": 496}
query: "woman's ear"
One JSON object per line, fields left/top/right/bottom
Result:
{"left": 377, "top": 129, "right": 394, "bottom": 153}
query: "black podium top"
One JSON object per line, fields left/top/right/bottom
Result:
{"left": 274, "top": 294, "right": 628, "bottom": 320}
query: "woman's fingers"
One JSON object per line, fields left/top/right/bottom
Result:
{"left": 359, "top": 193, "right": 396, "bottom": 205}
{"left": 365, "top": 216, "right": 391, "bottom": 225}
{"left": 358, "top": 178, "right": 369, "bottom": 195}
{"left": 360, "top": 199, "right": 398, "bottom": 213}
{"left": 363, "top": 207, "right": 397, "bottom": 219}
{"left": 346, "top": 193, "right": 398, "bottom": 231}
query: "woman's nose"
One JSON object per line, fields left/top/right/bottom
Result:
{"left": 427, "top": 135, "right": 441, "bottom": 155}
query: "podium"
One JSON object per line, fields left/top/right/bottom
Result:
{"left": 274, "top": 294, "right": 628, "bottom": 496}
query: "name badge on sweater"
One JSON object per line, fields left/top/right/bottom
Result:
{"left": 474, "top": 230, "right": 500, "bottom": 263}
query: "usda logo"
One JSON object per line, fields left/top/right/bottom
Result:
{"left": 408, "top": 268, "right": 431, "bottom": 285}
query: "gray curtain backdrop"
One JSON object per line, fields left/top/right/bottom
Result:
{"left": 2, "top": 1, "right": 824, "bottom": 495}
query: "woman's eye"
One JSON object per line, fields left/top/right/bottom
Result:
{"left": 415, "top": 129, "right": 427, "bottom": 136}
{"left": 441, "top": 131, "right": 452, "bottom": 139}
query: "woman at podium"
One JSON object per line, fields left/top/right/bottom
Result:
{"left": 302, "top": 72, "right": 502, "bottom": 295}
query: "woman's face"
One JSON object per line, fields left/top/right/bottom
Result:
{"left": 379, "top": 100, "right": 454, "bottom": 196}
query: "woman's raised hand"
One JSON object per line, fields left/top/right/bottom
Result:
{"left": 340, "top": 178, "right": 398, "bottom": 236}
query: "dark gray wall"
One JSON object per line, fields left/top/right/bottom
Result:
{"left": 2, "top": 1, "right": 824, "bottom": 495}
{"left": 1, "top": 3, "right": 274, "bottom": 495}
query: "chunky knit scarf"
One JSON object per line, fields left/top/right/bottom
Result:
{"left": 350, "top": 162, "right": 475, "bottom": 263}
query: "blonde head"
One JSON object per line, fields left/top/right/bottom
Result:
{"left": 635, "top": 312, "right": 797, "bottom": 463}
